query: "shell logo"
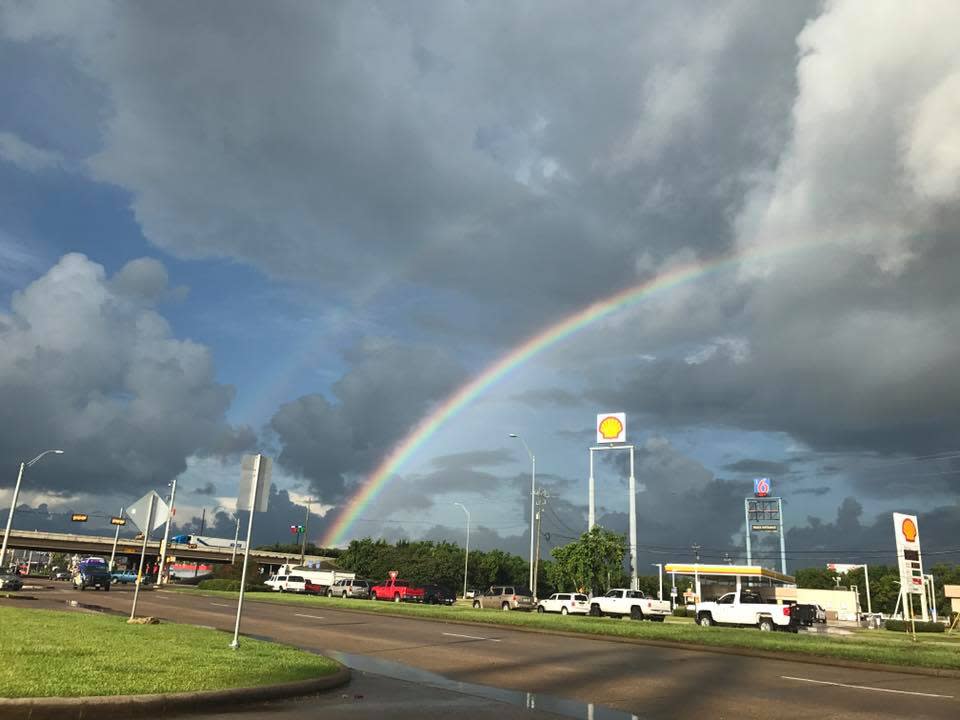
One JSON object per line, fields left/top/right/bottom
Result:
{"left": 598, "top": 416, "right": 624, "bottom": 440}
{"left": 901, "top": 517, "right": 918, "bottom": 543}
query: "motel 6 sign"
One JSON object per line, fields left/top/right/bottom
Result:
{"left": 753, "top": 477, "right": 771, "bottom": 497}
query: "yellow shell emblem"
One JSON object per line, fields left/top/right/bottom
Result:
{"left": 598, "top": 415, "right": 623, "bottom": 440}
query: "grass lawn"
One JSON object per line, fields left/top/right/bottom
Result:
{"left": 171, "top": 587, "right": 960, "bottom": 672}
{"left": 0, "top": 606, "right": 339, "bottom": 698}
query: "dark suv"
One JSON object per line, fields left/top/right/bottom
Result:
{"left": 74, "top": 560, "right": 112, "bottom": 591}
{"left": 421, "top": 584, "right": 456, "bottom": 605}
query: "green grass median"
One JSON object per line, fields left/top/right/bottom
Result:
{"left": 0, "top": 606, "right": 339, "bottom": 698}
{"left": 168, "top": 586, "right": 960, "bottom": 672}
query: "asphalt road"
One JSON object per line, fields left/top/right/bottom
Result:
{"left": 15, "top": 585, "right": 960, "bottom": 719}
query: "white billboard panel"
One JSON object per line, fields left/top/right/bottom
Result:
{"left": 238, "top": 454, "right": 271, "bottom": 512}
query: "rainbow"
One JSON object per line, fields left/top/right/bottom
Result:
{"left": 321, "top": 245, "right": 787, "bottom": 546}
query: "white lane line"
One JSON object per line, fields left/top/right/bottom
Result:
{"left": 781, "top": 676, "right": 954, "bottom": 699}
{"left": 294, "top": 613, "right": 325, "bottom": 620}
{"left": 442, "top": 632, "right": 501, "bottom": 643}
{"left": 209, "top": 602, "right": 232, "bottom": 608}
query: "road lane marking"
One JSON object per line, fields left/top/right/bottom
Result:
{"left": 781, "top": 676, "right": 953, "bottom": 699}
{"left": 210, "top": 602, "right": 232, "bottom": 608}
{"left": 294, "top": 613, "right": 325, "bottom": 620}
{"left": 442, "top": 632, "right": 501, "bottom": 642}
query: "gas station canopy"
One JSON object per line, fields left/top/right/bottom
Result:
{"left": 664, "top": 564, "right": 795, "bottom": 585}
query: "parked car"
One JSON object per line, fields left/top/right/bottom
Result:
{"left": 0, "top": 573, "right": 23, "bottom": 591}
{"left": 814, "top": 604, "right": 827, "bottom": 624}
{"left": 537, "top": 592, "right": 590, "bottom": 615}
{"left": 265, "top": 573, "right": 287, "bottom": 591}
{"left": 472, "top": 585, "right": 535, "bottom": 611}
{"left": 327, "top": 578, "right": 373, "bottom": 599}
{"left": 304, "top": 580, "right": 326, "bottom": 595}
{"left": 281, "top": 575, "right": 307, "bottom": 593}
{"left": 421, "top": 584, "right": 456, "bottom": 606}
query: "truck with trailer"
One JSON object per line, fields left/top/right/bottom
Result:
{"left": 170, "top": 534, "right": 245, "bottom": 552}
{"left": 588, "top": 588, "right": 671, "bottom": 620}
{"left": 266, "top": 564, "right": 354, "bottom": 593}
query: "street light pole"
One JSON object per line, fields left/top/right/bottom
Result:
{"left": 454, "top": 502, "right": 470, "bottom": 601}
{"left": 1, "top": 450, "right": 64, "bottom": 568}
{"left": 509, "top": 434, "right": 536, "bottom": 590}
{"left": 156, "top": 478, "right": 177, "bottom": 584}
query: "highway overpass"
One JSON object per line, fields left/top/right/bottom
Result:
{"left": 2, "top": 529, "right": 334, "bottom": 571}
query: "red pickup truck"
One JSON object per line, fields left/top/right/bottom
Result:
{"left": 371, "top": 576, "right": 425, "bottom": 603}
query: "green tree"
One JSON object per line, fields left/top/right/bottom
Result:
{"left": 547, "top": 527, "right": 626, "bottom": 595}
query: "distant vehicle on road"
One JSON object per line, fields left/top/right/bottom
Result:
{"left": 589, "top": 589, "right": 670, "bottom": 621}
{"left": 696, "top": 590, "right": 799, "bottom": 632}
{"left": 74, "top": 558, "right": 111, "bottom": 591}
{"left": 170, "top": 534, "right": 245, "bottom": 551}
{"left": 0, "top": 574, "right": 23, "bottom": 591}
{"left": 110, "top": 570, "right": 149, "bottom": 585}
{"left": 49, "top": 567, "right": 71, "bottom": 581}
{"left": 264, "top": 573, "right": 307, "bottom": 593}
{"left": 538, "top": 593, "right": 590, "bottom": 615}
{"left": 371, "top": 576, "right": 425, "bottom": 603}
{"left": 472, "top": 586, "right": 535, "bottom": 611}
{"left": 327, "top": 578, "right": 373, "bottom": 599}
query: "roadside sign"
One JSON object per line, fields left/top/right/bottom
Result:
{"left": 596, "top": 412, "right": 626, "bottom": 444}
{"left": 238, "top": 454, "right": 271, "bottom": 512}
{"left": 893, "top": 512, "right": 924, "bottom": 595}
{"left": 126, "top": 491, "right": 169, "bottom": 533}
{"left": 753, "top": 478, "right": 770, "bottom": 497}
{"left": 110, "top": 517, "right": 126, "bottom": 526}
{"left": 70, "top": 513, "right": 88, "bottom": 522}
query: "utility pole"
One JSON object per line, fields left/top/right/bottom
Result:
{"left": 301, "top": 499, "right": 318, "bottom": 566}
{"left": 194, "top": 508, "right": 207, "bottom": 578}
{"left": 109, "top": 506, "right": 123, "bottom": 571}
{"left": 532, "top": 490, "right": 548, "bottom": 599}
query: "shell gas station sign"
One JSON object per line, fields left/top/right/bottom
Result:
{"left": 893, "top": 512, "right": 924, "bottom": 595}
{"left": 596, "top": 413, "right": 626, "bottom": 444}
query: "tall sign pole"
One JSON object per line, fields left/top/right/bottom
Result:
{"left": 778, "top": 496, "right": 787, "bottom": 575}
{"left": 743, "top": 498, "right": 752, "bottom": 565}
{"left": 231, "top": 453, "right": 271, "bottom": 649}
{"left": 589, "top": 413, "right": 638, "bottom": 590}
{"left": 129, "top": 494, "right": 157, "bottom": 621}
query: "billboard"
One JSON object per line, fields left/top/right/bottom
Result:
{"left": 596, "top": 413, "right": 626, "bottom": 444}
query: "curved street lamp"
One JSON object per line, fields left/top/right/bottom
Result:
{"left": 508, "top": 433, "right": 536, "bottom": 590}
{"left": 1, "top": 450, "right": 65, "bottom": 567}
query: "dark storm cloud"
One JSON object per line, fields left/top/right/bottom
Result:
{"left": 429, "top": 449, "right": 515, "bottom": 470}
{"left": 722, "top": 459, "right": 790, "bottom": 476}
{"left": 191, "top": 482, "right": 218, "bottom": 497}
{"left": 270, "top": 339, "right": 465, "bottom": 503}
{"left": 510, "top": 388, "right": 583, "bottom": 408}
{"left": 0, "top": 254, "right": 254, "bottom": 497}
{"left": 792, "top": 486, "right": 831, "bottom": 497}
{"left": 0, "top": 0, "right": 816, "bottom": 338}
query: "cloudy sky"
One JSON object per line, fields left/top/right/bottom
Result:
{"left": 2, "top": 0, "right": 959, "bottom": 570}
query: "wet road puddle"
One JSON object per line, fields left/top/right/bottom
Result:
{"left": 326, "top": 650, "right": 645, "bottom": 720}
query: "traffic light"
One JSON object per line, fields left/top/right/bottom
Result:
{"left": 289, "top": 524, "right": 304, "bottom": 535}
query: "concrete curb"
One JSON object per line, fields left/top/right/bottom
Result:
{"left": 187, "top": 591, "right": 960, "bottom": 680}
{"left": 0, "top": 665, "right": 351, "bottom": 720}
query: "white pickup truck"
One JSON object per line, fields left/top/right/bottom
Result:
{"left": 696, "top": 590, "right": 797, "bottom": 632}
{"left": 588, "top": 588, "right": 671, "bottom": 621}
